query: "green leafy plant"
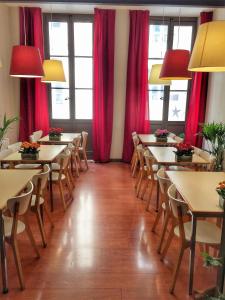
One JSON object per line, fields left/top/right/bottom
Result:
{"left": 200, "top": 123, "right": 225, "bottom": 171}
{"left": 0, "top": 114, "right": 18, "bottom": 150}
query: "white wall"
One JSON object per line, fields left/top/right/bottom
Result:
{"left": 205, "top": 8, "right": 225, "bottom": 124}
{"left": 110, "top": 10, "right": 129, "bottom": 159}
{"left": 0, "top": 5, "right": 19, "bottom": 143}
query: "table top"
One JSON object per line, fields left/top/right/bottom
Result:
{"left": 39, "top": 133, "right": 80, "bottom": 144}
{"left": 148, "top": 146, "right": 208, "bottom": 166}
{"left": 166, "top": 171, "right": 225, "bottom": 214}
{"left": 0, "top": 169, "right": 40, "bottom": 210}
{"left": 1, "top": 145, "right": 66, "bottom": 163}
{"left": 138, "top": 134, "right": 178, "bottom": 146}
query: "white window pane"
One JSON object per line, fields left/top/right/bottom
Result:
{"left": 74, "top": 22, "right": 93, "bottom": 56}
{"left": 173, "top": 26, "right": 193, "bottom": 51}
{"left": 52, "top": 89, "right": 70, "bottom": 119}
{"left": 51, "top": 56, "right": 69, "bottom": 89}
{"left": 170, "top": 80, "right": 188, "bottom": 91}
{"left": 168, "top": 92, "right": 187, "bottom": 121}
{"left": 49, "top": 22, "right": 68, "bottom": 56}
{"left": 148, "top": 59, "right": 164, "bottom": 90}
{"left": 149, "top": 25, "right": 168, "bottom": 58}
{"left": 149, "top": 91, "right": 164, "bottom": 121}
{"left": 75, "top": 90, "right": 92, "bottom": 119}
{"left": 75, "top": 58, "right": 93, "bottom": 88}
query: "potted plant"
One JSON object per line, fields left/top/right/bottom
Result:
{"left": 49, "top": 127, "right": 63, "bottom": 141}
{"left": 0, "top": 114, "right": 18, "bottom": 150}
{"left": 200, "top": 123, "right": 225, "bottom": 171}
{"left": 154, "top": 129, "right": 169, "bottom": 142}
{"left": 174, "top": 143, "right": 194, "bottom": 162}
{"left": 19, "top": 142, "right": 40, "bottom": 160}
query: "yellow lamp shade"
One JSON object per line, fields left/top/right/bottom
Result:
{"left": 41, "top": 59, "right": 66, "bottom": 82}
{"left": 188, "top": 21, "right": 225, "bottom": 72}
{"left": 148, "top": 64, "right": 171, "bottom": 85}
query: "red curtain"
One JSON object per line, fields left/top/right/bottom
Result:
{"left": 93, "top": 8, "right": 115, "bottom": 162}
{"left": 122, "top": 10, "right": 150, "bottom": 163}
{"left": 19, "top": 7, "right": 49, "bottom": 141}
{"left": 184, "top": 11, "right": 213, "bottom": 147}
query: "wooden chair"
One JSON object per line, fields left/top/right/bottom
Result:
{"left": 0, "top": 148, "right": 13, "bottom": 168}
{"left": 130, "top": 131, "right": 137, "bottom": 169}
{"left": 131, "top": 134, "right": 140, "bottom": 177}
{"left": 31, "top": 164, "right": 54, "bottom": 247}
{"left": 174, "top": 136, "right": 183, "bottom": 143}
{"left": 135, "top": 145, "right": 146, "bottom": 197}
{"left": 152, "top": 168, "right": 171, "bottom": 254}
{"left": 51, "top": 149, "right": 73, "bottom": 211}
{"left": 198, "top": 149, "right": 215, "bottom": 171}
{"left": 79, "top": 131, "right": 88, "bottom": 170}
{"left": 30, "top": 130, "right": 43, "bottom": 142}
{"left": 0, "top": 137, "right": 9, "bottom": 151}
{"left": 8, "top": 142, "right": 22, "bottom": 152}
{"left": 4, "top": 181, "right": 40, "bottom": 290}
{"left": 161, "top": 184, "right": 221, "bottom": 294}
{"left": 168, "top": 132, "right": 176, "bottom": 138}
{"left": 72, "top": 135, "right": 82, "bottom": 177}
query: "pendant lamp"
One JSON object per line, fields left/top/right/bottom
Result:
{"left": 160, "top": 49, "right": 192, "bottom": 80}
{"left": 188, "top": 21, "right": 225, "bottom": 72}
{"left": 10, "top": 45, "right": 44, "bottom": 78}
{"left": 41, "top": 59, "right": 66, "bottom": 83}
{"left": 149, "top": 64, "right": 171, "bottom": 85}
{"left": 9, "top": 7, "right": 44, "bottom": 78}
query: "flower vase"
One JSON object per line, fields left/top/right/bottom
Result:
{"left": 175, "top": 154, "right": 193, "bottom": 162}
{"left": 156, "top": 136, "right": 167, "bottom": 142}
{"left": 49, "top": 135, "right": 61, "bottom": 141}
{"left": 21, "top": 153, "right": 39, "bottom": 160}
{"left": 219, "top": 195, "right": 225, "bottom": 209}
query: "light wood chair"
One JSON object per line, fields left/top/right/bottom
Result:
{"left": 31, "top": 164, "right": 54, "bottom": 247}
{"left": 0, "top": 138, "right": 9, "bottom": 151}
{"left": 79, "top": 131, "right": 88, "bottom": 170}
{"left": 4, "top": 181, "right": 40, "bottom": 290}
{"left": 8, "top": 142, "right": 22, "bottom": 152}
{"left": 0, "top": 148, "right": 13, "bottom": 168}
{"left": 130, "top": 131, "right": 137, "bottom": 169}
{"left": 152, "top": 168, "right": 171, "bottom": 254}
{"left": 168, "top": 132, "right": 176, "bottom": 138}
{"left": 161, "top": 184, "right": 221, "bottom": 294}
{"left": 51, "top": 149, "right": 73, "bottom": 211}
{"left": 198, "top": 149, "right": 215, "bottom": 171}
{"left": 72, "top": 135, "right": 82, "bottom": 177}
{"left": 174, "top": 136, "right": 183, "bottom": 143}
{"left": 131, "top": 134, "right": 140, "bottom": 177}
{"left": 135, "top": 145, "right": 146, "bottom": 197}
{"left": 30, "top": 130, "right": 43, "bottom": 142}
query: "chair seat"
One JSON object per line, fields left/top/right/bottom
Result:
{"left": 174, "top": 220, "right": 221, "bottom": 245}
{"left": 15, "top": 164, "right": 41, "bottom": 169}
{"left": 3, "top": 216, "right": 25, "bottom": 237}
{"left": 50, "top": 172, "right": 66, "bottom": 181}
{"left": 31, "top": 195, "right": 44, "bottom": 206}
{"left": 51, "top": 162, "right": 60, "bottom": 171}
{"left": 169, "top": 166, "right": 191, "bottom": 171}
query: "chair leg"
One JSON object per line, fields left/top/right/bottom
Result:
{"left": 132, "top": 159, "right": 138, "bottom": 177}
{"left": 136, "top": 173, "right": 143, "bottom": 196}
{"left": 169, "top": 244, "right": 186, "bottom": 294}
{"left": 134, "top": 170, "right": 141, "bottom": 189}
{"left": 146, "top": 181, "right": 155, "bottom": 211}
{"left": 160, "top": 224, "right": 175, "bottom": 261}
{"left": 24, "top": 216, "right": 40, "bottom": 258}
{"left": 58, "top": 181, "right": 67, "bottom": 211}
{"left": 74, "top": 156, "right": 80, "bottom": 177}
{"left": 11, "top": 238, "right": 25, "bottom": 290}
{"left": 35, "top": 208, "right": 47, "bottom": 248}
{"left": 43, "top": 203, "right": 54, "bottom": 228}
{"left": 152, "top": 205, "right": 163, "bottom": 233}
{"left": 157, "top": 211, "right": 170, "bottom": 254}
{"left": 65, "top": 175, "right": 73, "bottom": 199}
{"left": 83, "top": 150, "right": 88, "bottom": 169}
{"left": 140, "top": 179, "right": 149, "bottom": 200}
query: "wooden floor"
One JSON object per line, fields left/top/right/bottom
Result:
{"left": 3, "top": 162, "right": 216, "bottom": 299}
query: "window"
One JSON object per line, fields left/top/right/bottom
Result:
{"left": 45, "top": 15, "right": 93, "bottom": 121}
{"left": 148, "top": 17, "right": 197, "bottom": 131}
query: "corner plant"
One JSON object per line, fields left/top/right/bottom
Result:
{"left": 0, "top": 114, "right": 18, "bottom": 149}
{"left": 200, "top": 122, "right": 225, "bottom": 171}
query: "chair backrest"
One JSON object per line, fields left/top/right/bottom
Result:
{"left": 81, "top": 131, "right": 88, "bottom": 150}
{"left": 0, "top": 138, "right": 9, "bottom": 151}
{"left": 32, "top": 164, "right": 50, "bottom": 195}
{"left": 73, "top": 135, "right": 81, "bottom": 150}
{"left": 0, "top": 148, "right": 13, "bottom": 161}
{"left": 167, "top": 184, "right": 188, "bottom": 219}
{"left": 132, "top": 131, "right": 137, "bottom": 137}
{"left": 199, "top": 150, "right": 215, "bottom": 170}
{"left": 29, "top": 134, "right": 35, "bottom": 143}
{"left": 33, "top": 130, "right": 43, "bottom": 141}
{"left": 157, "top": 168, "right": 171, "bottom": 196}
{"left": 59, "top": 149, "right": 71, "bottom": 171}
{"left": 7, "top": 181, "right": 33, "bottom": 216}
{"left": 132, "top": 134, "right": 139, "bottom": 149}
{"left": 174, "top": 136, "right": 183, "bottom": 143}
{"left": 144, "top": 149, "right": 155, "bottom": 179}
{"left": 168, "top": 132, "right": 176, "bottom": 138}
{"left": 8, "top": 142, "right": 22, "bottom": 152}
{"left": 136, "top": 144, "right": 145, "bottom": 169}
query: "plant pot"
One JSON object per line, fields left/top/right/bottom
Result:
{"left": 21, "top": 153, "right": 39, "bottom": 160}
{"left": 155, "top": 136, "right": 167, "bottom": 142}
{"left": 49, "top": 135, "right": 61, "bottom": 141}
{"left": 175, "top": 154, "right": 193, "bottom": 162}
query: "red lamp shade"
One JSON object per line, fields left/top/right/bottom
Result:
{"left": 10, "top": 45, "right": 44, "bottom": 78}
{"left": 160, "top": 49, "right": 192, "bottom": 80}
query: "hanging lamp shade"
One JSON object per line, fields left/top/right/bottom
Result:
{"left": 188, "top": 21, "right": 225, "bottom": 72}
{"left": 149, "top": 64, "right": 171, "bottom": 85}
{"left": 160, "top": 49, "right": 192, "bottom": 80}
{"left": 41, "top": 59, "right": 66, "bottom": 83}
{"left": 10, "top": 45, "right": 44, "bottom": 78}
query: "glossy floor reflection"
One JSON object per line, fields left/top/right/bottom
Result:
{"left": 4, "top": 163, "right": 216, "bottom": 299}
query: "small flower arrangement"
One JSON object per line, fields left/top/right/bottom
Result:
{"left": 19, "top": 142, "right": 40, "bottom": 160}
{"left": 155, "top": 129, "right": 169, "bottom": 138}
{"left": 174, "top": 143, "right": 194, "bottom": 162}
{"left": 49, "top": 128, "right": 63, "bottom": 141}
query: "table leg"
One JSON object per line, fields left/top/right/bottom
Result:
{"left": 189, "top": 214, "right": 197, "bottom": 295}
{"left": 0, "top": 209, "right": 8, "bottom": 293}
{"left": 48, "top": 163, "right": 54, "bottom": 212}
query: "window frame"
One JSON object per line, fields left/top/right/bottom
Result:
{"left": 43, "top": 13, "right": 94, "bottom": 123}
{"left": 148, "top": 16, "right": 197, "bottom": 133}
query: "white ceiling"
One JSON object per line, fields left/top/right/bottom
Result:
{"left": 4, "top": 2, "right": 215, "bottom": 16}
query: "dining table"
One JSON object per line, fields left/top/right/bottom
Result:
{"left": 166, "top": 171, "right": 225, "bottom": 295}
{"left": 0, "top": 145, "right": 67, "bottom": 211}
{"left": 0, "top": 169, "right": 40, "bottom": 294}
{"left": 138, "top": 134, "right": 178, "bottom": 146}
{"left": 38, "top": 133, "right": 80, "bottom": 145}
